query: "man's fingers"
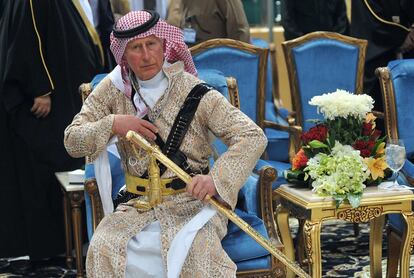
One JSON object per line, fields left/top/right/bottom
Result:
{"left": 138, "top": 126, "right": 157, "bottom": 140}
{"left": 197, "top": 188, "right": 208, "bottom": 201}
{"left": 141, "top": 120, "right": 159, "bottom": 134}
{"left": 186, "top": 176, "right": 199, "bottom": 196}
{"left": 30, "top": 102, "right": 39, "bottom": 113}
{"left": 192, "top": 182, "right": 203, "bottom": 197}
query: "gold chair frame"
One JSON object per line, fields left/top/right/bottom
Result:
{"left": 376, "top": 66, "right": 414, "bottom": 186}
{"left": 282, "top": 31, "right": 368, "bottom": 129}
{"left": 79, "top": 77, "right": 287, "bottom": 277}
{"left": 376, "top": 66, "right": 414, "bottom": 278}
{"left": 280, "top": 32, "right": 368, "bottom": 263}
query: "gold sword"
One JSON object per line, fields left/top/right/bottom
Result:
{"left": 126, "top": 131, "right": 310, "bottom": 278}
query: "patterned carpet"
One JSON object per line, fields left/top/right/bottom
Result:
{"left": 0, "top": 220, "right": 413, "bottom": 277}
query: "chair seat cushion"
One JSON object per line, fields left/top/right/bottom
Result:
{"left": 236, "top": 255, "right": 271, "bottom": 271}
{"left": 265, "top": 128, "right": 290, "bottom": 162}
{"left": 222, "top": 209, "right": 270, "bottom": 262}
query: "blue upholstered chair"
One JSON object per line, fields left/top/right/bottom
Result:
{"left": 251, "top": 38, "right": 291, "bottom": 163}
{"left": 257, "top": 31, "right": 369, "bottom": 188}
{"left": 80, "top": 70, "right": 286, "bottom": 277}
{"left": 190, "top": 39, "right": 302, "bottom": 194}
{"left": 376, "top": 59, "right": 414, "bottom": 277}
{"left": 282, "top": 31, "right": 367, "bottom": 131}
{"left": 260, "top": 32, "right": 368, "bottom": 272}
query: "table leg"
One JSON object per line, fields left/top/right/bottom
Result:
{"left": 369, "top": 215, "right": 385, "bottom": 278}
{"left": 400, "top": 212, "right": 414, "bottom": 278}
{"left": 63, "top": 193, "right": 74, "bottom": 269}
{"left": 69, "top": 191, "right": 85, "bottom": 278}
{"left": 276, "top": 206, "right": 295, "bottom": 278}
{"left": 303, "top": 220, "right": 322, "bottom": 278}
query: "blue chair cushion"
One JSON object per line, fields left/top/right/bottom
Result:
{"left": 197, "top": 69, "right": 229, "bottom": 100}
{"left": 388, "top": 214, "right": 404, "bottom": 232}
{"left": 84, "top": 151, "right": 125, "bottom": 240}
{"left": 255, "top": 159, "right": 291, "bottom": 190}
{"left": 403, "top": 160, "right": 414, "bottom": 180}
{"left": 265, "top": 128, "right": 290, "bottom": 162}
{"left": 236, "top": 255, "right": 271, "bottom": 271}
{"left": 223, "top": 209, "right": 270, "bottom": 262}
{"left": 91, "top": 73, "right": 108, "bottom": 89}
{"left": 388, "top": 59, "right": 414, "bottom": 155}
{"left": 236, "top": 174, "right": 260, "bottom": 216}
{"left": 193, "top": 47, "right": 260, "bottom": 123}
{"left": 265, "top": 101, "right": 288, "bottom": 126}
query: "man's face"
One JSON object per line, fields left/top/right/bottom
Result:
{"left": 124, "top": 35, "right": 164, "bottom": 81}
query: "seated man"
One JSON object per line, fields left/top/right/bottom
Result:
{"left": 64, "top": 10, "right": 267, "bottom": 277}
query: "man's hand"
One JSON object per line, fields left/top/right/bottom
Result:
{"left": 186, "top": 175, "right": 217, "bottom": 202}
{"left": 31, "top": 95, "right": 51, "bottom": 118}
{"left": 112, "top": 114, "right": 158, "bottom": 139}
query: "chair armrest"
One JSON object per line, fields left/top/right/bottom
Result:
{"left": 263, "top": 120, "right": 301, "bottom": 133}
{"left": 85, "top": 178, "right": 105, "bottom": 233}
{"left": 264, "top": 120, "right": 302, "bottom": 161}
{"left": 257, "top": 166, "right": 285, "bottom": 274}
{"left": 372, "top": 110, "right": 384, "bottom": 119}
{"left": 287, "top": 113, "right": 297, "bottom": 125}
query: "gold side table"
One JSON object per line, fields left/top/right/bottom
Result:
{"left": 55, "top": 172, "right": 85, "bottom": 278}
{"left": 275, "top": 184, "right": 414, "bottom": 278}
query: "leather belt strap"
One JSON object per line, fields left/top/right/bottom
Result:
{"left": 125, "top": 173, "right": 186, "bottom": 196}
{"left": 139, "top": 83, "right": 213, "bottom": 178}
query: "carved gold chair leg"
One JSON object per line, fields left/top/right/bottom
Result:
{"left": 386, "top": 227, "right": 402, "bottom": 278}
{"left": 369, "top": 215, "right": 385, "bottom": 278}
{"left": 296, "top": 219, "right": 307, "bottom": 266}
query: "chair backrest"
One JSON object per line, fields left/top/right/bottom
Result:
{"left": 251, "top": 38, "right": 281, "bottom": 110}
{"left": 190, "top": 38, "right": 268, "bottom": 128}
{"left": 377, "top": 59, "right": 414, "bottom": 154}
{"left": 282, "top": 31, "right": 367, "bottom": 131}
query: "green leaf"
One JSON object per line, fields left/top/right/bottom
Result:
{"left": 285, "top": 170, "right": 309, "bottom": 187}
{"left": 308, "top": 140, "right": 329, "bottom": 149}
{"left": 347, "top": 193, "right": 362, "bottom": 208}
{"left": 333, "top": 195, "right": 346, "bottom": 208}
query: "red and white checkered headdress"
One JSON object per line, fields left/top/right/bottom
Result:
{"left": 110, "top": 10, "right": 197, "bottom": 96}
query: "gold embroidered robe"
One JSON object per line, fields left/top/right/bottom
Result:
{"left": 64, "top": 62, "right": 267, "bottom": 277}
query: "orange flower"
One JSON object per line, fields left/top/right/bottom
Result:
{"left": 365, "top": 112, "right": 377, "bottom": 129}
{"left": 292, "top": 149, "right": 308, "bottom": 170}
{"left": 376, "top": 142, "right": 385, "bottom": 156}
{"left": 364, "top": 156, "right": 387, "bottom": 180}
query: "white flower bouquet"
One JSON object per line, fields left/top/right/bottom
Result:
{"left": 286, "top": 89, "right": 390, "bottom": 208}
{"left": 309, "top": 89, "right": 374, "bottom": 121}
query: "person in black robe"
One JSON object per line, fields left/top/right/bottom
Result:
{"left": 89, "top": 0, "right": 117, "bottom": 71}
{"left": 281, "top": 0, "right": 349, "bottom": 41}
{"left": 0, "top": 0, "right": 103, "bottom": 262}
{"left": 351, "top": 0, "right": 414, "bottom": 112}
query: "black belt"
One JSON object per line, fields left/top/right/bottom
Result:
{"left": 113, "top": 167, "right": 209, "bottom": 208}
